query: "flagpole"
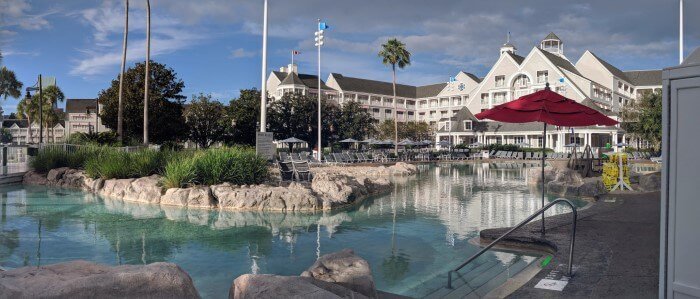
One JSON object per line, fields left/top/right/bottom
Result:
{"left": 260, "top": 0, "right": 269, "bottom": 132}
{"left": 680, "top": 0, "right": 684, "bottom": 64}
{"left": 317, "top": 19, "right": 322, "bottom": 162}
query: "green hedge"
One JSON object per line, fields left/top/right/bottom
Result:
{"left": 32, "top": 146, "right": 268, "bottom": 188}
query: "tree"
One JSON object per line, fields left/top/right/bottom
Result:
{"left": 99, "top": 61, "right": 186, "bottom": 144}
{"left": 378, "top": 38, "right": 411, "bottom": 155}
{"left": 337, "top": 100, "right": 376, "bottom": 140}
{"left": 268, "top": 93, "right": 339, "bottom": 150}
{"left": 375, "top": 120, "right": 432, "bottom": 141}
{"left": 185, "top": 94, "right": 226, "bottom": 148}
{"left": 117, "top": 0, "right": 129, "bottom": 141}
{"left": 0, "top": 51, "right": 23, "bottom": 100}
{"left": 620, "top": 90, "right": 662, "bottom": 151}
{"left": 16, "top": 85, "right": 65, "bottom": 143}
{"left": 225, "top": 89, "right": 261, "bottom": 146}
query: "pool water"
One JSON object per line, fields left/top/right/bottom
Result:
{"left": 0, "top": 163, "right": 586, "bottom": 298}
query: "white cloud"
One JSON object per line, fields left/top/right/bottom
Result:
{"left": 230, "top": 48, "right": 256, "bottom": 59}
{"left": 70, "top": 1, "right": 209, "bottom": 77}
{"left": 0, "top": 0, "right": 55, "bottom": 31}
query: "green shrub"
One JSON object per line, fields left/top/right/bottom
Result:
{"left": 162, "top": 154, "right": 197, "bottom": 189}
{"left": 84, "top": 149, "right": 132, "bottom": 179}
{"left": 130, "top": 150, "right": 169, "bottom": 177}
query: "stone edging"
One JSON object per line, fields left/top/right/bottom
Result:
{"left": 22, "top": 163, "right": 418, "bottom": 212}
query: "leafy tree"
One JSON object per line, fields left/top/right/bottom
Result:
{"left": 378, "top": 38, "right": 411, "bottom": 155}
{"left": 337, "top": 100, "right": 376, "bottom": 140}
{"left": 621, "top": 90, "right": 662, "bottom": 151}
{"left": 0, "top": 51, "right": 23, "bottom": 100}
{"left": 185, "top": 93, "right": 226, "bottom": 148}
{"left": 16, "top": 85, "right": 65, "bottom": 143}
{"left": 376, "top": 120, "right": 433, "bottom": 141}
{"left": 98, "top": 61, "right": 186, "bottom": 144}
{"left": 225, "top": 89, "right": 261, "bottom": 146}
{"left": 268, "top": 93, "right": 339, "bottom": 150}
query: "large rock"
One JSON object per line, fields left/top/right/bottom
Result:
{"left": 99, "top": 178, "right": 136, "bottom": 200}
{"left": 301, "top": 249, "right": 377, "bottom": 298}
{"left": 213, "top": 183, "right": 322, "bottom": 211}
{"left": 162, "top": 186, "right": 216, "bottom": 208}
{"left": 23, "top": 171, "right": 48, "bottom": 185}
{"left": 123, "top": 175, "right": 163, "bottom": 204}
{"left": 0, "top": 260, "right": 200, "bottom": 299}
{"left": 47, "top": 167, "right": 69, "bottom": 181}
{"left": 639, "top": 172, "right": 661, "bottom": 192}
{"left": 311, "top": 173, "right": 391, "bottom": 209}
{"left": 230, "top": 274, "right": 367, "bottom": 299}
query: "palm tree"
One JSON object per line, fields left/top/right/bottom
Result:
{"left": 117, "top": 0, "right": 129, "bottom": 142}
{"left": 378, "top": 38, "right": 411, "bottom": 155}
{"left": 143, "top": 0, "right": 151, "bottom": 145}
{"left": 0, "top": 51, "right": 24, "bottom": 101}
{"left": 17, "top": 86, "right": 64, "bottom": 143}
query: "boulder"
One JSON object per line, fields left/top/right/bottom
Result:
{"left": 386, "top": 162, "right": 418, "bottom": 176}
{"left": 0, "top": 260, "right": 200, "bottom": 299}
{"left": 123, "top": 175, "right": 163, "bottom": 204}
{"left": 301, "top": 249, "right": 377, "bottom": 298}
{"left": 639, "top": 172, "right": 661, "bottom": 192}
{"left": 230, "top": 274, "right": 366, "bottom": 299}
{"left": 161, "top": 186, "right": 216, "bottom": 208}
{"left": 213, "top": 183, "right": 322, "bottom": 211}
{"left": 23, "top": 171, "right": 48, "bottom": 185}
{"left": 99, "top": 178, "right": 136, "bottom": 200}
{"left": 47, "top": 167, "right": 69, "bottom": 182}
{"left": 527, "top": 166, "right": 556, "bottom": 186}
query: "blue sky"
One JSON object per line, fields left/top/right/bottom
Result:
{"left": 1, "top": 0, "right": 698, "bottom": 114}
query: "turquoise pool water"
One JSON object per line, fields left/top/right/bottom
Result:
{"left": 0, "top": 163, "right": 586, "bottom": 298}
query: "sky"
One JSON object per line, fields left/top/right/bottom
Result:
{"left": 1, "top": 0, "right": 698, "bottom": 114}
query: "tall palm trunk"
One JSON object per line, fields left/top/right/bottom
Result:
{"left": 117, "top": 0, "right": 128, "bottom": 142}
{"left": 392, "top": 65, "right": 398, "bottom": 155}
{"left": 143, "top": 0, "right": 150, "bottom": 145}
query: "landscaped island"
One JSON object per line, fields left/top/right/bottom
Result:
{"left": 23, "top": 147, "right": 417, "bottom": 211}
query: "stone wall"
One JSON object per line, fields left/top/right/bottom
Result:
{"left": 22, "top": 163, "right": 417, "bottom": 212}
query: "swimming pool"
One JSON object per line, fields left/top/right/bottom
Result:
{"left": 0, "top": 163, "right": 586, "bottom": 298}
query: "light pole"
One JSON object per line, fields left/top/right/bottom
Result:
{"left": 260, "top": 0, "right": 269, "bottom": 132}
{"left": 25, "top": 75, "right": 43, "bottom": 144}
{"left": 314, "top": 20, "right": 328, "bottom": 161}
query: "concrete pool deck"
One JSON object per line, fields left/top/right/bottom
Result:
{"left": 480, "top": 191, "right": 660, "bottom": 298}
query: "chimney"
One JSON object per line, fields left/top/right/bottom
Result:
{"left": 287, "top": 63, "right": 298, "bottom": 74}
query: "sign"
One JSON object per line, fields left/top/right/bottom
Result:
{"left": 256, "top": 132, "right": 275, "bottom": 161}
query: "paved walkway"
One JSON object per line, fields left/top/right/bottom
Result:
{"left": 481, "top": 191, "right": 660, "bottom": 299}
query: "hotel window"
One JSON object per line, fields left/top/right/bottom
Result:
{"left": 420, "top": 100, "right": 427, "bottom": 108}
{"left": 463, "top": 120, "right": 472, "bottom": 130}
{"left": 514, "top": 136, "right": 525, "bottom": 144}
{"left": 514, "top": 74, "right": 530, "bottom": 88}
{"left": 480, "top": 93, "right": 489, "bottom": 106}
{"left": 452, "top": 97, "right": 460, "bottom": 106}
{"left": 537, "top": 71, "right": 548, "bottom": 83}
{"left": 493, "top": 92, "right": 507, "bottom": 104}
{"left": 495, "top": 75, "right": 505, "bottom": 87}
{"left": 441, "top": 111, "right": 448, "bottom": 117}
{"left": 618, "top": 97, "right": 623, "bottom": 104}
{"left": 429, "top": 111, "right": 436, "bottom": 118}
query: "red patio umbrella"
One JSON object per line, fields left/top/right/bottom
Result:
{"left": 475, "top": 83, "right": 618, "bottom": 233}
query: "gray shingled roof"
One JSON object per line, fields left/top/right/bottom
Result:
{"left": 331, "top": 73, "right": 417, "bottom": 98}
{"left": 280, "top": 73, "right": 333, "bottom": 90}
{"left": 581, "top": 98, "right": 617, "bottom": 116}
{"left": 66, "top": 99, "right": 97, "bottom": 114}
{"left": 462, "top": 72, "right": 482, "bottom": 83}
{"left": 437, "top": 107, "right": 480, "bottom": 132}
{"left": 2, "top": 119, "right": 28, "bottom": 128}
{"left": 544, "top": 32, "right": 561, "bottom": 41}
{"left": 271, "top": 71, "right": 286, "bottom": 81}
{"left": 416, "top": 83, "right": 447, "bottom": 98}
{"left": 537, "top": 48, "right": 582, "bottom": 77}
{"left": 623, "top": 70, "right": 662, "bottom": 86}
{"left": 507, "top": 52, "right": 525, "bottom": 65}
{"left": 587, "top": 51, "right": 630, "bottom": 81}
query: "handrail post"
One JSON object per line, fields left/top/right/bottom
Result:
{"left": 568, "top": 207, "right": 577, "bottom": 276}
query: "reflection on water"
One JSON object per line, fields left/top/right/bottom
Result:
{"left": 0, "top": 163, "right": 585, "bottom": 298}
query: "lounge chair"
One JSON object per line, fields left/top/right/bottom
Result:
{"left": 292, "top": 161, "right": 311, "bottom": 181}
{"left": 308, "top": 154, "right": 322, "bottom": 165}
{"left": 279, "top": 152, "right": 291, "bottom": 162}
{"left": 324, "top": 154, "right": 335, "bottom": 164}
{"left": 278, "top": 161, "right": 294, "bottom": 181}
{"left": 333, "top": 153, "right": 348, "bottom": 165}
{"left": 516, "top": 152, "right": 524, "bottom": 159}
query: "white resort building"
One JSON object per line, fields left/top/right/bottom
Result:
{"left": 266, "top": 32, "right": 661, "bottom": 152}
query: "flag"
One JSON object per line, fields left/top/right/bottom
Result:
{"left": 292, "top": 50, "right": 300, "bottom": 55}
{"left": 319, "top": 22, "right": 329, "bottom": 30}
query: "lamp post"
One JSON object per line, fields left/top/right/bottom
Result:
{"left": 25, "top": 74, "right": 43, "bottom": 144}
{"left": 314, "top": 20, "right": 327, "bottom": 161}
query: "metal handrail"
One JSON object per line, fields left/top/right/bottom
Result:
{"left": 447, "top": 198, "right": 578, "bottom": 289}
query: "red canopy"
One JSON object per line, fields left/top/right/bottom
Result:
{"left": 474, "top": 87, "right": 618, "bottom": 127}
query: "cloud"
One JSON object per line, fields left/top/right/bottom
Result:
{"left": 230, "top": 48, "right": 256, "bottom": 59}
{"left": 70, "top": 1, "right": 209, "bottom": 77}
{"left": 0, "top": 0, "right": 55, "bottom": 31}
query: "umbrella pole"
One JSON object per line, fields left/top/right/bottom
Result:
{"left": 541, "top": 123, "right": 546, "bottom": 234}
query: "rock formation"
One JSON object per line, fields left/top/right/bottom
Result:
{"left": 528, "top": 166, "right": 607, "bottom": 198}
{"left": 0, "top": 260, "right": 200, "bottom": 299}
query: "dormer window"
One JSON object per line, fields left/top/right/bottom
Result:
{"left": 463, "top": 120, "right": 472, "bottom": 130}
{"left": 514, "top": 74, "right": 529, "bottom": 88}
{"left": 537, "top": 71, "right": 548, "bottom": 83}
{"left": 495, "top": 75, "right": 505, "bottom": 87}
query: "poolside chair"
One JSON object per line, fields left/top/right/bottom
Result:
{"left": 516, "top": 152, "right": 524, "bottom": 159}
{"left": 279, "top": 152, "right": 291, "bottom": 162}
{"left": 324, "top": 154, "right": 336, "bottom": 164}
{"left": 292, "top": 161, "right": 311, "bottom": 181}
{"left": 533, "top": 152, "right": 541, "bottom": 160}
{"left": 333, "top": 153, "right": 348, "bottom": 165}
{"left": 343, "top": 153, "right": 358, "bottom": 163}
{"left": 308, "top": 154, "right": 322, "bottom": 165}
{"left": 278, "top": 161, "right": 294, "bottom": 181}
